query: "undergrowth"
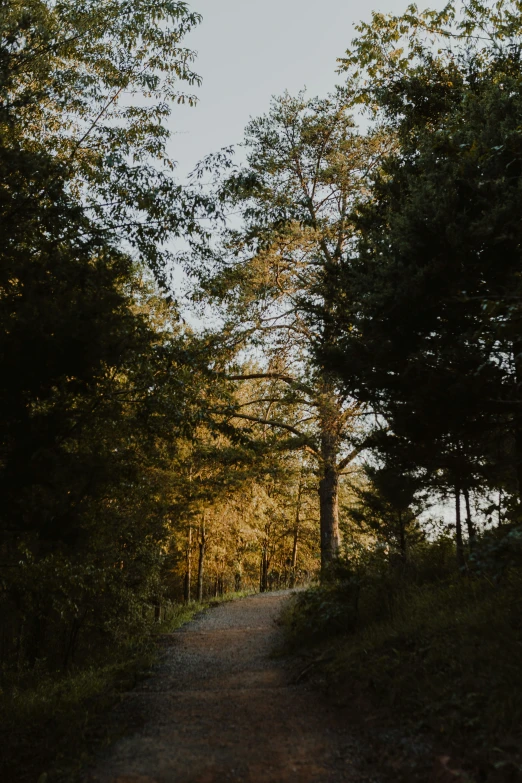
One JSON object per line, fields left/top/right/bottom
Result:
{"left": 282, "top": 539, "right": 522, "bottom": 781}
{"left": 0, "top": 591, "right": 253, "bottom": 783}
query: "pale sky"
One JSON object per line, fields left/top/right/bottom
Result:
{"left": 169, "top": 0, "right": 442, "bottom": 181}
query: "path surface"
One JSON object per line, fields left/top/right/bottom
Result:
{"left": 84, "top": 591, "right": 379, "bottom": 783}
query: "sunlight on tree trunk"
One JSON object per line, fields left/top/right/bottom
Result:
{"left": 184, "top": 525, "right": 193, "bottom": 604}
{"left": 197, "top": 514, "right": 206, "bottom": 603}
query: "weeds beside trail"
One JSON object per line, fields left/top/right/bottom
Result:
{"left": 0, "top": 591, "right": 253, "bottom": 783}
{"left": 282, "top": 540, "right": 522, "bottom": 783}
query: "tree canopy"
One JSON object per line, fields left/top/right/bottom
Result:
{"left": 3, "top": 5, "right": 522, "bottom": 779}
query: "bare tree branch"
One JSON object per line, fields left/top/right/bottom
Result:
{"left": 235, "top": 397, "right": 301, "bottom": 408}
{"left": 228, "top": 412, "right": 320, "bottom": 456}
{"left": 225, "top": 372, "right": 315, "bottom": 396}
{"left": 337, "top": 446, "right": 364, "bottom": 472}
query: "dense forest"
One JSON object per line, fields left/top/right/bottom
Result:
{"left": 2, "top": 0, "right": 522, "bottom": 780}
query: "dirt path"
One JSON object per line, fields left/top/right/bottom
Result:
{"left": 84, "top": 591, "right": 379, "bottom": 783}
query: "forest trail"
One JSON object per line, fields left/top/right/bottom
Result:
{"left": 84, "top": 591, "right": 377, "bottom": 783}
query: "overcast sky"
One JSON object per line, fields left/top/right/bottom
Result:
{"left": 168, "top": 0, "right": 441, "bottom": 181}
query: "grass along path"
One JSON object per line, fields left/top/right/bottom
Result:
{"left": 1, "top": 592, "right": 254, "bottom": 783}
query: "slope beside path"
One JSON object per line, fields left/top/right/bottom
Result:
{"left": 84, "top": 591, "right": 376, "bottom": 783}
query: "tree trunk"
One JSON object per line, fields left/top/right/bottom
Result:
{"left": 184, "top": 524, "right": 192, "bottom": 603}
{"left": 260, "top": 521, "right": 272, "bottom": 592}
{"left": 463, "top": 488, "right": 475, "bottom": 550}
{"left": 455, "top": 485, "right": 465, "bottom": 568}
{"left": 318, "top": 387, "right": 342, "bottom": 574}
{"left": 260, "top": 548, "right": 269, "bottom": 593}
{"left": 398, "top": 510, "right": 406, "bottom": 557}
{"left": 290, "top": 474, "right": 302, "bottom": 588}
{"left": 515, "top": 430, "right": 522, "bottom": 503}
{"left": 217, "top": 567, "right": 225, "bottom": 596}
{"left": 319, "top": 462, "right": 340, "bottom": 572}
{"left": 290, "top": 524, "right": 299, "bottom": 588}
{"left": 513, "top": 341, "right": 522, "bottom": 502}
{"left": 259, "top": 542, "right": 271, "bottom": 593}
{"left": 197, "top": 515, "right": 206, "bottom": 603}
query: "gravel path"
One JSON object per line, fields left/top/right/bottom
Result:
{"left": 84, "top": 591, "right": 378, "bottom": 783}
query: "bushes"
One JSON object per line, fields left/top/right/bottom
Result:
{"left": 284, "top": 539, "right": 458, "bottom": 646}
{"left": 0, "top": 588, "right": 253, "bottom": 783}
{"left": 0, "top": 478, "right": 175, "bottom": 678}
{"left": 283, "top": 537, "right": 522, "bottom": 777}
{"left": 284, "top": 581, "right": 360, "bottom": 645}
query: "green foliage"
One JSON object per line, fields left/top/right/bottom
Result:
{"left": 0, "top": 593, "right": 251, "bottom": 783}
{"left": 189, "top": 90, "right": 388, "bottom": 571}
{"left": 0, "top": 0, "right": 206, "bottom": 277}
{"left": 283, "top": 581, "right": 360, "bottom": 645}
{"left": 347, "top": 461, "right": 427, "bottom": 555}
{"left": 469, "top": 524, "right": 522, "bottom": 577}
{"left": 284, "top": 540, "right": 456, "bottom": 645}
{"left": 0, "top": 0, "right": 216, "bottom": 685}
{"left": 284, "top": 541, "right": 522, "bottom": 777}
{"left": 324, "top": 1, "right": 522, "bottom": 548}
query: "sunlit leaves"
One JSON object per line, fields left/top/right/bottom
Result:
{"left": 0, "top": 0, "right": 204, "bottom": 277}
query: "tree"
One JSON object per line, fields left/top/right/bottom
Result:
{"left": 164, "top": 405, "right": 321, "bottom": 599}
{"left": 348, "top": 460, "right": 426, "bottom": 558}
{"left": 0, "top": 0, "right": 215, "bottom": 672}
{"left": 325, "top": 1, "right": 522, "bottom": 558}
{"left": 190, "top": 92, "right": 386, "bottom": 572}
{"left": 1, "top": 0, "right": 205, "bottom": 279}
{"left": 0, "top": 253, "right": 209, "bottom": 669}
